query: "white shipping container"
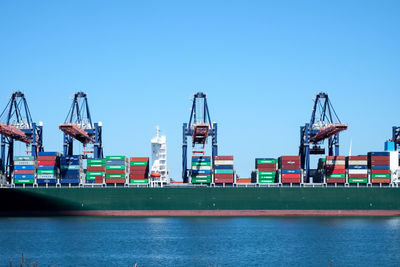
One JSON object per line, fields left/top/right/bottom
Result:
{"left": 348, "top": 169, "right": 368, "bottom": 174}
{"left": 14, "top": 161, "right": 35, "bottom": 165}
{"left": 326, "top": 160, "right": 345, "bottom": 165}
{"left": 214, "top": 160, "right": 234, "bottom": 165}
{"left": 191, "top": 166, "right": 212, "bottom": 170}
{"left": 348, "top": 160, "right": 368, "bottom": 165}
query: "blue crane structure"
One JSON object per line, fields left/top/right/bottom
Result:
{"left": 0, "top": 91, "right": 43, "bottom": 179}
{"left": 299, "top": 92, "right": 348, "bottom": 182}
{"left": 182, "top": 92, "right": 217, "bottom": 183}
{"left": 392, "top": 126, "right": 400, "bottom": 151}
{"left": 59, "top": 92, "right": 103, "bottom": 158}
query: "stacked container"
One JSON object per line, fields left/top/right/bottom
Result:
{"left": 36, "top": 152, "right": 61, "bottom": 184}
{"left": 86, "top": 159, "right": 106, "bottom": 184}
{"left": 368, "top": 152, "right": 391, "bottom": 184}
{"left": 279, "top": 156, "right": 301, "bottom": 183}
{"left": 191, "top": 156, "right": 212, "bottom": 184}
{"left": 60, "top": 155, "right": 81, "bottom": 184}
{"left": 255, "top": 158, "right": 277, "bottom": 183}
{"left": 214, "top": 156, "right": 234, "bottom": 184}
{"left": 347, "top": 156, "right": 368, "bottom": 184}
{"left": 325, "top": 156, "right": 346, "bottom": 183}
{"left": 105, "top": 156, "right": 127, "bottom": 184}
{"left": 13, "top": 156, "right": 35, "bottom": 184}
{"left": 129, "top": 157, "right": 149, "bottom": 184}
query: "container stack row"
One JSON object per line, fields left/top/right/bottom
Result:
{"left": 255, "top": 158, "right": 277, "bottom": 183}
{"left": 191, "top": 156, "right": 212, "bottom": 184}
{"left": 36, "top": 152, "right": 61, "bottom": 184}
{"left": 279, "top": 156, "right": 301, "bottom": 183}
{"left": 369, "top": 152, "right": 391, "bottom": 184}
{"left": 13, "top": 156, "right": 35, "bottom": 184}
{"left": 325, "top": 156, "right": 346, "bottom": 183}
{"left": 214, "top": 156, "right": 234, "bottom": 184}
{"left": 129, "top": 157, "right": 149, "bottom": 184}
{"left": 60, "top": 155, "right": 81, "bottom": 184}
{"left": 105, "top": 156, "right": 128, "bottom": 184}
{"left": 86, "top": 159, "right": 106, "bottom": 184}
{"left": 347, "top": 156, "right": 368, "bottom": 184}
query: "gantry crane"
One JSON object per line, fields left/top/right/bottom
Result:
{"left": 59, "top": 92, "right": 103, "bottom": 158}
{"left": 392, "top": 126, "right": 400, "bottom": 151}
{"left": 0, "top": 91, "right": 43, "bottom": 179}
{"left": 299, "top": 92, "right": 348, "bottom": 182}
{"left": 182, "top": 92, "right": 217, "bottom": 182}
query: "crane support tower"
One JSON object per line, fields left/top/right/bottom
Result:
{"left": 0, "top": 91, "right": 43, "bottom": 179}
{"left": 59, "top": 92, "right": 103, "bottom": 158}
{"left": 299, "top": 92, "right": 348, "bottom": 182}
{"left": 182, "top": 92, "right": 217, "bottom": 183}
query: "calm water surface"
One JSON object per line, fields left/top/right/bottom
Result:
{"left": 1, "top": 217, "right": 399, "bottom": 266}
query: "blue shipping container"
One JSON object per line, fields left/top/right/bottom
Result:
{"left": 14, "top": 165, "right": 34, "bottom": 170}
{"left": 368, "top": 152, "right": 390, "bottom": 156}
{"left": 106, "top": 160, "right": 125, "bottom": 165}
{"left": 37, "top": 178, "right": 57, "bottom": 184}
{"left": 14, "top": 174, "right": 35, "bottom": 179}
{"left": 37, "top": 165, "right": 58, "bottom": 170}
{"left": 192, "top": 170, "right": 212, "bottom": 175}
{"left": 282, "top": 169, "right": 301, "bottom": 174}
{"left": 60, "top": 159, "right": 80, "bottom": 165}
{"left": 191, "top": 157, "right": 211, "bottom": 162}
{"left": 60, "top": 179, "right": 80, "bottom": 184}
{"left": 214, "top": 165, "right": 234, "bottom": 169}
{"left": 370, "top": 165, "right": 390, "bottom": 170}
{"left": 39, "top": 152, "right": 62, "bottom": 157}
{"left": 348, "top": 165, "right": 368, "bottom": 169}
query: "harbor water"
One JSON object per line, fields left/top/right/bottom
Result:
{"left": 1, "top": 217, "right": 400, "bottom": 266}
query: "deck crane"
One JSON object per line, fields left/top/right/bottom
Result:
{"left": 59, "top": 92, "right": 103, "bottom": 158}
{"left": 299, "top": 92, "right": 348, "bottom": 182}
{"left": 0, "top": 91, "right": 43, "bottom": 180}
{"left": 182, "top": 92, "right": 217, "bottom": 182}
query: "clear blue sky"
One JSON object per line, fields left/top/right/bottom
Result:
{"left": 0, "top": 1, "right": 399, "bottom": 180}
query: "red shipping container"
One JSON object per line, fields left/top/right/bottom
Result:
{"left": 105, "top": 178, "right": 125, "bottom": 184}
{"left": 347, "top": 156, "right": 367, "bottom": 160}
{"left": 325, "top": 165, "right": 346, "bottom": 170}
{"left": 371, "top": 170, "right": 391, "bottom": 176}
{"left": 37, "top": 156, "right": 57, "bottom": 161}
{"left": 192, "top": 156, "right": 211, "bottom": 159}
{"left": 214, "top": 174, "right": 234, "bottom": 179}
{"left": 94, "top": 176, "right": 103, "bottom": 183}
{"left": 281, "top": 178, "right": 301, "bottom": 183}
{"left": 281, "top": 173, "right": 301, "bottom": 179}
{"left": 371, "top": 179, "right": 390, "bottom": 184}
{"left": 326, "top": 178, "right": 346, "bottom": 183}
{"left": 348, "top": 174, "right": 368, "bottom": 178}
{"left": 214, "top": 178, "right": 234, "bottom": 183}
{"left": 37, "top": 160, "right": 56, "bottom": 165}
{"left": 326, "top": 170, "right": 346, "bottom": 174}
{"left": 280, "top": 156, "right": 300, "bottom": 160}
{"left": 129, "top": 166, "right": 148, "bottom": 171}
{"left": 326, "top": 156, "right": 346, "bottom": 160}
{"left": 130, "top": 169, "right": 148, "bottom": 174}
{"left": 257, "top": 167, "right": 277, "bottom": 172}
{"left": 369, "top": 156, "right": 390, "bottom": 160}
{"left": 236, "top": 178, "right": 251, "bottom": 183}
{"left": 214, "top": 156, "right": 234, "bottom": 160}
{"left": 256, "top": 163, "right": 276, "bottom": 169}
{"left": 280, "top": 164, "right": 301, "bottom": 170}
{"left": 129, "top": 174, "right": 147, "bottom": 179}
{"left": 87, "top": 166, "right": 106, "bottom": 172}
{"left": 14, "top": 170, "right": 35, "bottom": 174}
{"left": 106, "top": 170, "right": 126, "bottom": 175}
{"left": 130, "top": 157, "right": 149, "bottom": 162}
{"left": 370, "top": 160, "right": 390, "bottom": 165}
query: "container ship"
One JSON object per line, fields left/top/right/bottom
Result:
{"left": 0, "top": 91, "right": 399, "bottom": 216}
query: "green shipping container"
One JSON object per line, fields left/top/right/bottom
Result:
{"left": 129, "top": 179, "right": 149, "bottom": 184}
{"left": 86, "top": 176, "right": 96, "bottom": 180}
{"left": 105, "top": 174, "right": 125, "bottom": 179}
{"left": 191, "top": 162, "right": 211, "bottom": 166}
{"left": 259, "top": 175, "right": 276, "bottom": 179}
{"left": 87, "top": 159, "right": 106, "bottom": 165}
{"left": 192, "top": 175, "right": 211, "bottom": 179}
{"left": 86, "top": 172, "right": 104, "bottom": 177}
{"left": 14, "top": 179, "right": 35, "bottom": 184}
{"left": 37, "top": 169, "right": 56, "bottom": 175}
{"left": 106, "top": 165, "right": 125, "bottom": 170}
{"left": 257, "top": 159, "right": 276, "bottom": 164}
{"left": 349, "top": 178, "right": 368, "bottom": 183}
{"left": 326, "top": 174, "right": 346, "bottom": 179}
{"left": 130, "top": 161, "right": 148, "bottom": 166}
{"left": 106, "top": 156, "right": 125, "bottom": 161}
{"left": 259, "top": 171, "right": 276, "bottom": 176}
{"left": 371, "top": 174, "right": 391, "bottom": 179}
{"left": 258, "top": 179, "right": 275, "bottom": 183}
{"left": 191, "top": 178, "right": 212, "bottom": 183}
{"left": 14, "top": 156, "right": 34, "bottom": 161}
{"left": 214, "top": 169, "right": 234, "bottom": 174}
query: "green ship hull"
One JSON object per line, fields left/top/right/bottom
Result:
{"left": 1, "top": 187, "right": 400, "bottom": 216}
